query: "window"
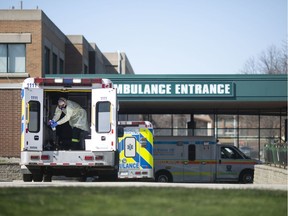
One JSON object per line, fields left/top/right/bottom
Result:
{"left": 124, "top": 137, "right": 136, "bottom": 157}
{"left": 28, "top": 101, "right": 40, "bottom": 133}
{"left": 96, "top": 101, "right": 111, "bottom": 133}
{"left": 44, "top": 46, "right": 50, "bottom": 74}
{"left": 188, "top": 145, "right": 196, "bottom": 161}
{"left": 59, "top": 58, "right": 64, "bottom": 74}
{"left": 221, "top": 146, "right": 242, "bottom": 159}
{"left": 0, "top": 44, "right": 26, "bottom": 73}
{"left": 52, "top": 53, "right": 57, "bottom": 74}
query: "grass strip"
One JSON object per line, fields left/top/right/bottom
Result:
{"left": 0, "top": 187, "right": 286, "bottom": 216}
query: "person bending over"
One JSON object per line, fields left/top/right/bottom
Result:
{"left": 49, "top": 97, "right": 89, "bottom": 150}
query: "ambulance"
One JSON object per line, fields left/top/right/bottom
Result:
{"left": 154, "top": 136, "right": 257, "bottom": 183}
{"left": 117, "top": 121, "right": 154, "bottom": 180}
{"left": 20, "top": 77, "right": 121, "bottom": 182}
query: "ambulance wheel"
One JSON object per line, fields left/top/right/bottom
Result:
{"left": 43, "top": 174, "right": 52, "bottom": 182}
{"left": 33, "top": 173, "right": 43, "bottom": 182}
{"left": 23, "top": 174, "right": 32, "bottom": 182}
{"left": 155, "top": 171, "right": 173, "bottom": 182}
{"left": 239, "top": 170, "right": 254, "bottom": 184}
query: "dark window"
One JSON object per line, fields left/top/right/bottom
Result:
{"left": 44, "top": 46, "right": 50, "bottom": 74}
{"left": 84, "top": 64, "right": 88, "bottom": 74}
{"left": 96, "top": 101, "right": 111, "bottom": 133}
{"left": 52, "top": 53, "right": 57, "bottom": 74}
{"left": 59, "top": 58, "right": 64, "bottom": 74}
{"left": 28, "top": 101, "right": 40, "bottom": 133}
{"left": 188, "top": 145, "right": 196, "bottom": 161}
{"left": 221, "top": 147, "right": 243, "bottom": 159}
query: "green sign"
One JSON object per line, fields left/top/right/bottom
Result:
{"left": 114, "top": 82, "right": 234, "bottom": 97}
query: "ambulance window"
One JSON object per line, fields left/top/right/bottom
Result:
{"left": 221, "top": 147, "right": 242, "bottom": 159}
{"left": 188, "top": 145, "right": 196, "bottom": 161}
{"left": 28, "top": 101, "right": 40, "bottom": 133}
{"left": 96, "top": 101, "right": 111, "bottom": 133}
{"left": 124, "top": 137, "right": 136, "bottom": 157}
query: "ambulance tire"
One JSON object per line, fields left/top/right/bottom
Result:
{"left": 43, "top": 175, "right": 52, "bottom": 182}
{"left": 33, "top": 173, "right": 43, "bottom": 182}
{"left": 23, "top": 174, "right": 33, "bottom": 182}
{"left": 155, "top": 170, "right": 173, "bottom": 182}
{"left": 239, "top": 170, "right": 254, "bottom": 184}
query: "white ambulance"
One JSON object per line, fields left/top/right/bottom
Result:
{"left": 20, "top": 77, "right": 120, "bottom": 182}
{"left": 118, "top": 121, "right": 154, "bottom": 180}
{"left": 154, "top": 136, "right": 257, "bottom": 183}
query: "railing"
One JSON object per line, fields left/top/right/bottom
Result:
{"left": 264, "top": 143, "right": 287, "bottom": 168}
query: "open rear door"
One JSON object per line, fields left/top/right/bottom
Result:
{"left": 21, "top": 79, "right": 43, "bottom": 151}
{"left": 87, "top": 88, "right": 117, "bottom": 151}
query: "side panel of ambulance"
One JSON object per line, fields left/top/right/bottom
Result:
{"left": 154, "top": 136, "right": 256, "bottom": 183}
{"left": 154, "top": 136, "right": 217, "bottom": 183}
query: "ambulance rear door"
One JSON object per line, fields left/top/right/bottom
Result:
{"left": 183, "top": 142, "right": 215, "bottom": 182}
{"left": 119, "top": 126, "right": 141, "bottom": 175}
{"left": 88, "top": 87, "right": 117, "bottom": 151}
{"left": 21, "top": 79, "right": 44, "bottom": 151}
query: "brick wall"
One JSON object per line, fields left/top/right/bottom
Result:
{"left": 0, "top": 90, "right": 21, "bottom": 157}
{"left": 0, "top": 20, "right": 42, "bottom": 80}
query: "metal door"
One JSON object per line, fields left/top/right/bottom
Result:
{"left": 22, "top": 86, "right": 43, "bottom": 151}
{"left": 216, "top": 145, "right": 243, "bottom": 181}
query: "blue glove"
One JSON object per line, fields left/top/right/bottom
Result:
{"left": 49, "top": 120, "right": 55, "bottom": 125}
{"left": 51, "top": 121, "right": 58, "bottom": 128}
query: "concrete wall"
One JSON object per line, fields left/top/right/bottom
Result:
{"left": 0, "top": 164, "right": 21, "bottom": 182}
{"left": 254, "top": 165, "right": 287, "bottom": 184}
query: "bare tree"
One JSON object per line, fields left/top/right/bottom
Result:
{"left": 241, "top": 44, "right": 287, "bottom": 74}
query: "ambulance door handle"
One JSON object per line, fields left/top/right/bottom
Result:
{"left": 34, "top": 135, "right": 39, "bottom": 140}
{"left": 201, "top": 161, "right": 206, "bottom": 165}
{"left": 183, "top": 161, "right": 188, "bottom": 165}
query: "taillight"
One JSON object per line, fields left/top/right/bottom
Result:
{"left": 41, "top": 155, "right": 50, "bottom": 160}
{"left": 30, "top": 155, "right": 40, "bottom": 160}
{"left": 84, "top": 156, "right": 94, "bottom": 161}
{"left": 95, "top": 155, "right": 104, "bottom": 160}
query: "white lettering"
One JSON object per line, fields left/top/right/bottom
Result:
{"left": 175, "top": 84, "right": 181, "bottom": 94}
{"left": 159, "top": 84, "right": 165, "bottom": 94}
{"left": 166, "top": 84, "right": 172, "bottom": 94}
{"left": 188, "top": 84, "right": 194, "bottom": 94}
{"left": 195, "top": 84, "right": 202, "bottom": 94}
{"left": 218, "top": 84, "right": 224, "bottom": 94}
{"left": 209, "top": 84, "right": 216, "bottom": 94}
{"left": 143, "top": 84, "right": 150, "bottom": 94}
{"left": 151, "top": 84, "right": 159, "bottom": 94}
{"left": 130, "top": 84, "right": 137, "bottom": 94}
{"left": 202, "top": 84, "right": 209, "bottom": 94}
{"left": 115, "top": 83, "right": 232, "bottom": 96}
{"left": 225, "top": 84, "right": 230, "bottom": 94}
{"left": 124, "top": 84, "right": 130, "bottom": 94}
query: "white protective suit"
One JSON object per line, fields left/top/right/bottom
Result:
{"left": 52, "top": 100, "right": 89, "bottom": 132}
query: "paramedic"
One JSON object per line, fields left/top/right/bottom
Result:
{"left": 49, "top": 97, "right": 89, "bottom": 150}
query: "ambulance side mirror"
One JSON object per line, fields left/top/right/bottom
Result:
{"left": 118, "top": 126, "right": 124, "bottom": 138}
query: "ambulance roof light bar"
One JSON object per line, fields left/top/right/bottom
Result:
{"left": 34, "top": 77, "right": 111, "bottom": 87}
